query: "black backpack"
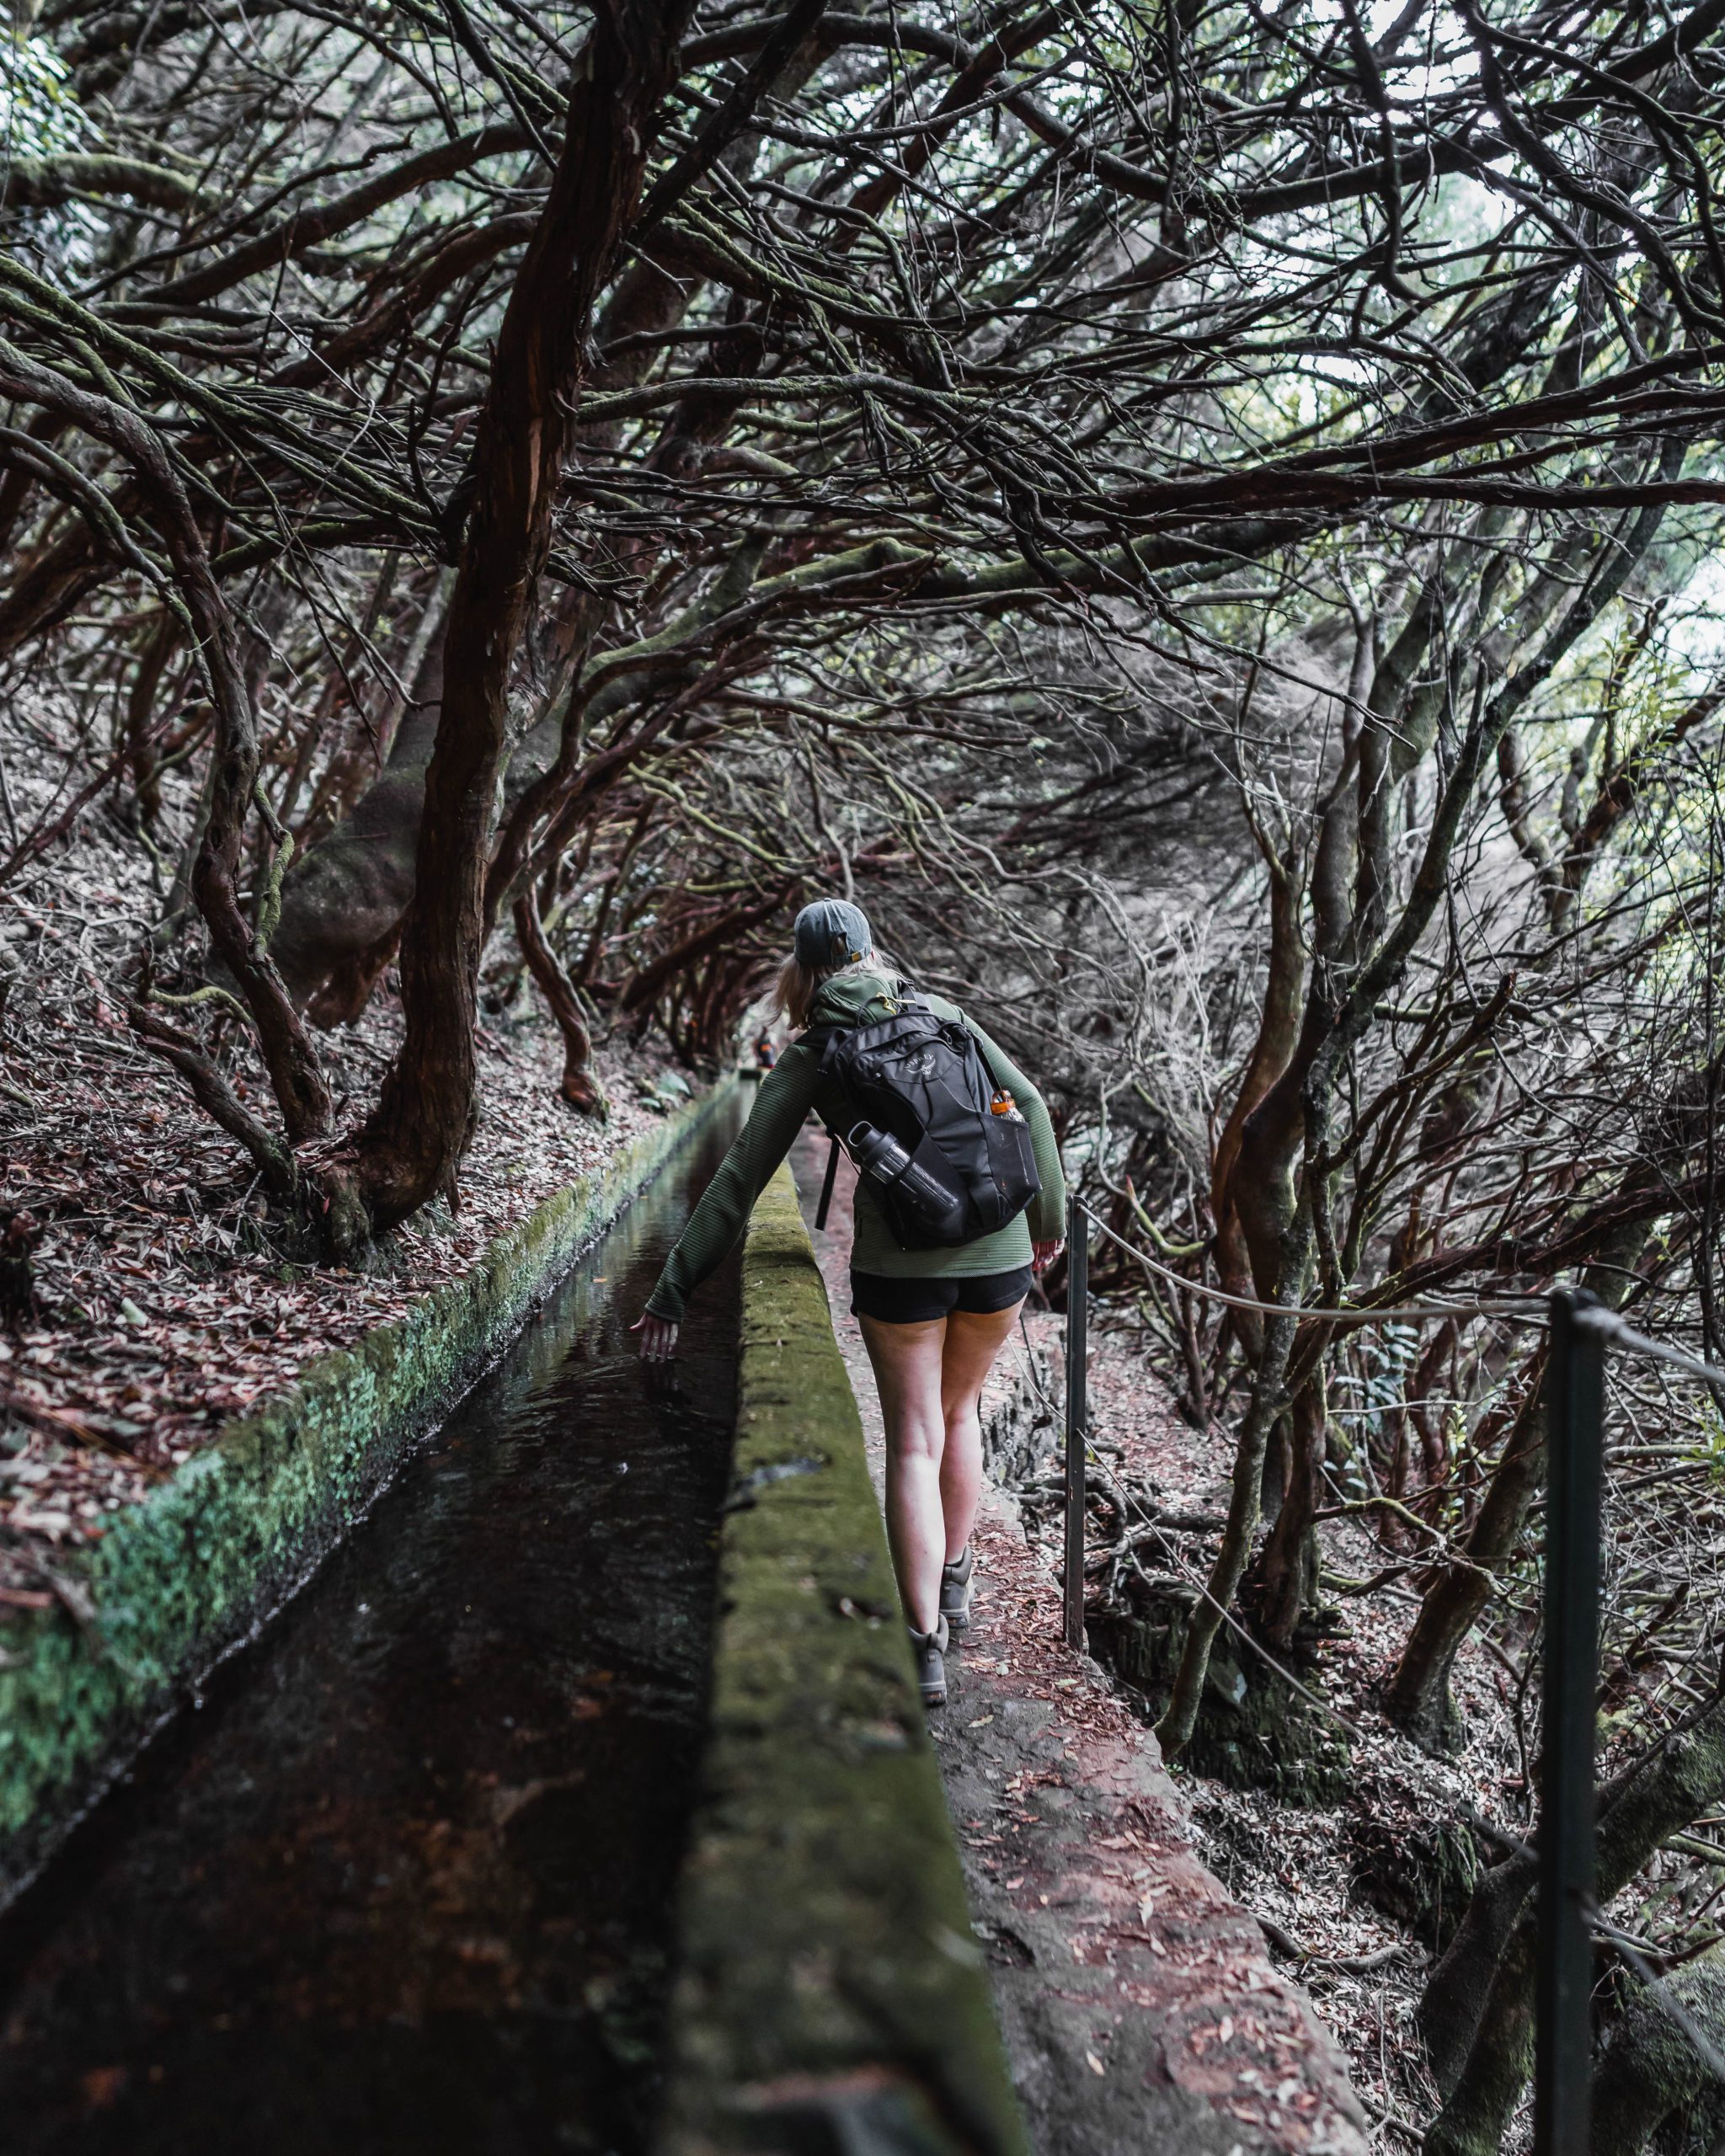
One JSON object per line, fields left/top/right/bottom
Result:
{"left": 806, "top": 985, "right": 1040, "bottom": 1250}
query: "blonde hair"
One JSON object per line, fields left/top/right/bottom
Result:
{"left": 775, "top": 949, "right": 879, "bottom": 1031}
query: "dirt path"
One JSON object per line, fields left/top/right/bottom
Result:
{"left": 788, "top": 1127, "right": 1370, "bottom": 2156}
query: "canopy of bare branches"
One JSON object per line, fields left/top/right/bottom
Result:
{"left": 13, "top": 0, "right": 1725, "bottom": 2140}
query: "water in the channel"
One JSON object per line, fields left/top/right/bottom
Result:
{"left": 0, "top": 1109, "right": 741, "bottom": 2156}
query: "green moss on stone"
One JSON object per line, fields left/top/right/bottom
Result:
{"left": 1089, "top": 1597, "right": 1352, "bottom": 1806}
{"left": 656, "top": 1166, "right": 1029, "bottom": 2156}
{"left": 0, "top": 1085, "right": 730, "bottom": 1899}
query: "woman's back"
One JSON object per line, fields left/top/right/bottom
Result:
{"left": 635, "top": 905, "right": 1065, "bottom": 1710}
{"left": 643, "top": 964, "right": 1063, "bottom": 1322}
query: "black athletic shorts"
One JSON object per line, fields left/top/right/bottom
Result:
{"left": 849, "top": 1266, "right": 1033, "bottom": 1324}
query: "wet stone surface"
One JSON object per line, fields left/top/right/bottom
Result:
{"left": 0, "top": 1122, "right": 740, "bottom": 2156}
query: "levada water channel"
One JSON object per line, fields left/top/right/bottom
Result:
{"left": 0, "top": 1109, "right": 743, "bottom": 2156}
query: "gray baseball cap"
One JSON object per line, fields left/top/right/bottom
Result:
{"left": 793, "top": 899, "right": 872, "bottom": 969}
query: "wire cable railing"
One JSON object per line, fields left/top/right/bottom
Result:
{"left": 1056, "top": 1191, "right": 1725, "bottom": 2156}
{"left": 1081, "top": 1204, "right": 1550, "bottom": 1329}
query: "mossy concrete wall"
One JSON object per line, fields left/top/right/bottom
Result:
{"left": 657, "top": 1166, "right": 1029, "bottom": 2156}
{"left": 0, "top": 1082, "right": 729, "bottom": 1903}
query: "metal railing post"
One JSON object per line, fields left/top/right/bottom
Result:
{"left": 1063, "top": 1193, "right": 1087, "bottom": 1650}
{"left": 1535, "top": 1285, "right": 1606, "bottom": 2156}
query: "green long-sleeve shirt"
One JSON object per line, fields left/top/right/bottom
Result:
{"left": 645, "top": 969, "right": 1065, "bottom": 1323}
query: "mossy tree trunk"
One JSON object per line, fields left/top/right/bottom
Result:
{"left": 1422, "top": 1674, "right": 1725, "bottom": 2156}
{"left": 1592, "top": 1943, "right": 1725, "bottom": 2155}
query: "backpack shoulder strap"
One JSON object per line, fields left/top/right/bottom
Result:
{"left": 814, "top": 1133, "right": 842, "bottom": 1230}
{"left": 960, "top": 1016, "right": 1007, "bottom": 1093}
{"left": 921, "top": 991, "right": 1005, "bottom": 1094}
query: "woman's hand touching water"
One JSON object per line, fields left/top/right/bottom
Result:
{"left": 1032, "top": 1239, "right": 1064, "bottom": 1276}
{"left": 631, "top": 1312, "right": 679, "bottom": 1362}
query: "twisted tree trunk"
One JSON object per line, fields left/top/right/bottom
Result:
{"left": 1386, "top": 1177, "right": 1672, "bottom": 1750}
{"left": 1383, "top": 1365, "right": 1546, "bottom": 1752}
{"left": 0, "top": 341, "right": 335, "bottom": 1153}
{"left": 270, "top": 627, "right": 446, "bottom": 1008}
{"left": 347, "top": 0, "right": 697, "bottom": 1231}
{"left": 266, "top": 26, "right": 825, "bottom": 1022}
{"left": 512, "top": 891, "right": 607, "bottom": 1116}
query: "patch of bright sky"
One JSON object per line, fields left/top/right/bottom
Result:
{"left": 2, "top": 32, "right": 103, "bottom": 267}
{"left": 0, "top": 32, "right": 83, "bottom": 158}
{"left": 1661, "top": 553, "right": 1725, "bottom": 682}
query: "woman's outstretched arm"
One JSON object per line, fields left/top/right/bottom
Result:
{"left": 635, "top": 1050, "right": 820, "bottom": 1354}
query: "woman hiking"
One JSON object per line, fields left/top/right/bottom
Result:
{"left": 633, "top": 899, "right": 1065, "bottom": 1708}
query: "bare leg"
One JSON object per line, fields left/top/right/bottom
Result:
{"left": 938, "top": 1301, "right": 1025, "bottom": 1561}
{"left": 857, "top": 1313, "right": 948, "bottom": 1633}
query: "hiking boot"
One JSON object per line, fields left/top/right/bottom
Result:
{"left": 940, "top": 1546, "right": 975, "bottom": 1634}
{"left": 909, "top": 1616, "right": 949, "bottom": 1708}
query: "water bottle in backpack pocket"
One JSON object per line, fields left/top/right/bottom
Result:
{"left": 846, "top": 1121, "right": 968, "bottom": 1239}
